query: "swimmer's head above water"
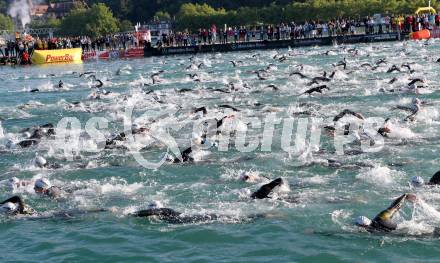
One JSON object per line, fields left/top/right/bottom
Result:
{"left": 147, "top": 201, "right": 164, "bottom": 209}
{"left": 0, "top": 202, "right": 18, "bottom": 214}
{"left": 355, "top": 216, "right": 372, "bottom": 227}
{"left": 34, "top": 156, "right": 47, "bottom": 168}
{"left": 411, "top": 176, "right": 425, "bottom": 187}
{"left": 34, "top": 178, "right": 51, "bottom": 193}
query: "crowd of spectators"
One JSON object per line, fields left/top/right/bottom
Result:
{"left": 1, "top": 12, "right": 440, "bottom": 63}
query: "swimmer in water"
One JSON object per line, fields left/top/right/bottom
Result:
{"left": 395, "top": 98, "right": 421, "bottom": 121}
{"left": 0, "top": 195, "right": 105, "bottom": 219}
{"left": 303, "top": 85, "right": 330, "bottom": 95}
{"left": 0, "top": 196, "right": 34, "bottom": 215}
{"left": 355, "top": 193, "right": 418, "bottom": 232}
{"left": 377, "top": 118, "right": 392, "bottom": 137}
{"left": 58, "top": 80, "right": 64, "bottom": 89}
{"left": 250, "top": 178, "right": 284, "bottom": 199}
{"left": 33, "top": 178, "right": 64, "bottom": 199}
{"left": 33, "top": 156, "right": 62, "bottom": 169}
{"left": 132, "top": 201, "right": 266, "bottom": 224}
{"left": 132, "top": 179, "right": 285, "bottom": 224}
{"left": 410, "top": 171, "right": 440, "bottom": 187}
{"left": 132, "top": 201, "right": 222, "bottom": 224}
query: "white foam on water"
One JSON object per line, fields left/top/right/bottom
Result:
{"left": 356, "top": 166, "right": 402, "bottom": 186}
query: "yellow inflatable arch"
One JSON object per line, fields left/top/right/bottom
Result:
{"left": 415, "top": 7, "right": 437, "bottom": 15}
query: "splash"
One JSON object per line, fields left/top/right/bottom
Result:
{"left": 0, "top": 121, "right": 4, "bottom": 139}
{"left": 8, "top": 0, "right": 31, "bottom": 28}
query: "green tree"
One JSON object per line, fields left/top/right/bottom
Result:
{"left": 85, "top": 3, "right": 120, "bottom": 37}
{"left": 154, "top": 11, "right": 171, "bottom": 21}
{"left": 119, "top": 19, "right": 133, "bottom": 32}
{"left": 29, "top": 18, "right": 61, "bottom": 29}
{"left": 59, "top": 3, "right": 119, "bottom": 37}
{"left": 0, "top": 13, "right": 14, "bottom": 31}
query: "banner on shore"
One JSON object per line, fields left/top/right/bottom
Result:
{"left": 32, "top": 48, "right": 82, "bottom": 64}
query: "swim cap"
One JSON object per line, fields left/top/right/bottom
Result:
{"left": 34, "top": 178, "right": 51, "bottom": 190}
{"left": 23, "top": 131, "right": 31, "bottom": 138}
{"left": 412, "top": 98, "right": 421, "bottom": 105}
{"left": 0, "top": 202, "right": 18, "bottom": 214}
{"left": 34, "top": 156, "right": 47, "bottom": 168}
{"left": 355, "top": 216, "right": 371, "bottom": 227}
{"left": 7, "top": 177, "right": 20, "bottom": 190}
{"left": 147, "top": 201, "right": 163, "bottom": 209}
{"left": 239, "top": 172, "right": 251, "bottom": 181}
{"left": 411, "top": 176, "right": 425, "bottom": 187}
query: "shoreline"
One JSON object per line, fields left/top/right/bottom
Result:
{"left": 0, "top": 32, "right": 407, "bottom": 65}
{"left": 145, "top": 32, "right": 406, "bottom": 57}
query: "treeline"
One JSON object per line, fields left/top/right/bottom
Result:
{"left": 175, "top": 0, "right": 438, "bottom": 30}
{"left": 47, "top": 0, "right": 440, "bottom": 27}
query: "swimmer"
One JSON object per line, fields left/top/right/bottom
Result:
{"left": 407, "top": 79, "right": 425, "bottom": 88}
{"left": 377, "top": 118, "right": 392, "bottom": 137}
{"left": 290, "top": 71, "right": 308, "bottom": 79}
{"left": 166, "top": 146, "right": 194, "bottom": 163}
{"left": 395, "top": 98, "right": 421, "bottom": 121}
{"left": 218, "top": 105, "right": 240, "bottom": 112}
{"left": 376, "top": 58, "right": 387, "bottom": 65}
{"left": 250, "top": 178, "right": 284, "bottom": 199}
{"left": 387, "top": 65, "right": 401, "bottom": 73}
{"left": 256, "top": 71, "right": 268, "bottom": 80}
{"left": 150, "top": 70, "right": 164, "bottom": 84}
{"left": 410, "top": 171, "right": 440, "bottom": 187}
{"left": 132, "top": 201, "right": 265, "bottom": 224}
{"left": 307, "top": 76, "right": 332, "bottom": 86}
{"left": 33, "top": 156, "right": 62, "bottom": 169}
{"left": 0, "top": 196, "right": 34, "bottom": 215}
{"left": 0, "top": 195, "right": 105, "bottom": 219}
{"left": 58, "top": 80, "right": 64, "bottom": 89}
{"left": 303, "top": 85, "right": 330, "bottom": 95}
{"left": 334, "top": 58, "right": 347, "bottom": 70}
{"left": 333, "top": 109, "right": 365, "bottom": 122}
{"left": 264, "top": 84, "right": 279, "bottom": 91}
{"left": 95, "top": 79, "right": 104, "bottom": 88}
{"left": 229, "top": 60, "right": 243, "bottom": 67}
{"left": 355, "top": 193, "right": 418, "bottom": 232}
{"left": 34, "top": 178, "right": 64, "bottom": 199}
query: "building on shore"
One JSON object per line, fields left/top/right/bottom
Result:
{"left": 30, "top": 0, "right": 87, "bottom": 20}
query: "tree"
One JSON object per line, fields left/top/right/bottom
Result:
{"left": 0, "top": 13, "right": 14, "bottom": 31}
{"left": 154, "top": 11, "right": 171, "bottom": 21}
{"left": 119, "top": 19, "right": 133, "bottom": 32}
{"left": 29, "top": 18, "right": 61, "bottom": 29}
{"left": 59, "top": 3, "right": 119, "bottom": 37}
{"left": 85, "top": 3, "right": 120, "bottom": 37}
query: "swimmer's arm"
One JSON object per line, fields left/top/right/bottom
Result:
{"left": 133, "top": 208, "right": 181, "bottom": 218}
{"left": 385, "top": 194, "right": 408, "bottom": 217}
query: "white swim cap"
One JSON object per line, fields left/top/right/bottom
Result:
{"left": 34, "top": 156, "right": 47, "bottom": 168}
{"left": 34, "top": 178, "right": 51, "bottom": 190}
{"left": 147, "top": 201, "right": 163, "bottom": 209}
{"left": 7, "top": 177, "right": 20, "bottom": 190}
{"left": 0, "top": 202, "right": 18, "bottom": 213}
{"left": 411, "top": 176, "right": 425, "bottom": 187}
{"left": 23, "top": 131, "right": 31, "bottom": 138}
{"left": 355, "top": 216, "right": 371, "bottom": 227}
{"left": 239, "top": 171, "right": 251, "bottom": 181}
